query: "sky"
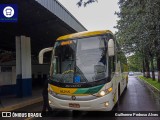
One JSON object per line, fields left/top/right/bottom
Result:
{"left": 57, "top": 0, "right": 120, "bottom": 33}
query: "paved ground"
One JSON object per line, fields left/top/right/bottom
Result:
{"left": 117, "top": 76, "right": 159, "bottom": 111}
{"left": 0, "top": 88, "right": 42, "bottom": 111}
{"left": 1, "top": 75, "right": 160, "bottom": 120}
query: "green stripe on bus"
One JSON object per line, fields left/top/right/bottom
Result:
{"left": 74, "top": 88, "right": 89, "bottom": 94}
{"left": 74, "top": 84, "right": 104, "bottom": 94}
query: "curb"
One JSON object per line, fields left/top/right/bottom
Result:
{"left": 137, "top": 76, "right": 160, "bottom": 95}
{"left": 143, "top": 79, "right": 160, "bottom": 92}
{"left": 0, "top": 97, "right": 43, "bottom": 112}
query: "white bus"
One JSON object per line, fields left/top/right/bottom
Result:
{"left": 39, "top": 30, "right": 128, "bottom": 111}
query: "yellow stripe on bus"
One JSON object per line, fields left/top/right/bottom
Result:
{"left": 50, "top": 84, "right": 77, "bottom": 95}
{"left": 57, "top": 30, "right": 113, "bottom": 41}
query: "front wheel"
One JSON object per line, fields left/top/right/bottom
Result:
{"left": 118, "top": 84, "right": 120, "bottom": 104}
{"left": 125, "top": 79, "right": 128, "bottom": 90}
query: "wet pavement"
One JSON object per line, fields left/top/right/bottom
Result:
{"left": 117, "top": 76, "right": 160, "bottom": 111}
{"left": 1, "top": 75, "right": 160, "bottom": 120}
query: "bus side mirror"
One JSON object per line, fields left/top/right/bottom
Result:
{"left": 108, "top": 39, "right": 115, "bottom": 56}
{"left": 39, "top": 47, "right": 53, "bottom": 64}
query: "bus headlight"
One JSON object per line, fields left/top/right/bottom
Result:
{"left": 99, "top": 91, "right": 105, "bottom": 96}
{"left": 98, "top": 87, "right": 112, "bottom": 97}
{"left": 104, "top": 101, "right": 109, "bottom": 107}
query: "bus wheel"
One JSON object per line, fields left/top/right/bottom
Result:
{"left": 118, "top": 84, "right": 120, "bottom": 103}
{"left": 125, "top": 80, "right": 128, "bottom": 90}
{"left": 125, "top": 84, "right": 127, "bottom": 90}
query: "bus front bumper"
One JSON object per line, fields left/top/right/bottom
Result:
{"left": 48, "top": 93, "right": 114, "bottom": 111}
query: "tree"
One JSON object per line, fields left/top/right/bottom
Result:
{"left": 127, "top": 53, "right": 143, "bottom": 72}
{"left": 77, "top": 0, "right": 98, "bottom": 7}
{"left": 116, "top": 0, "right": 160, "bottom": 82}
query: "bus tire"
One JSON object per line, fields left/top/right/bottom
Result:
{"left": 118, "top": 84, "right": 120, "bottom": 102}
{"left": 125, "top": 81, "right": 127, "bottom": 90}
{"left": 125, "top": 77, "right": 128, "bottom": 90}
{"left": 125, "top": 84, "right": 127, "bottom": 90}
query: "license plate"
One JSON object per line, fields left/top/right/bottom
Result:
{"left": 69, "top": 103, "right": 80, "bottom": 108}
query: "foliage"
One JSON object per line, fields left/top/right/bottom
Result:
{"left": 115, "top": 0, "right": 160, "bottom": 82}
{"left": 127, "top": 53, "right": 143, "bottom": 72}
{"left": 139, "top": 76, "right": 160, "bottom": 90}
{"left": 77, "top": 0, "right": 98, "bottom": 7}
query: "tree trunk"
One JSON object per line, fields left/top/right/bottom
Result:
{"left": 150, "top": 57, "right": 155, "bottom": 80}
{"left": 154, "top": 23, "right": 160, "bottom": 81}
{"left": 145, "top": 58, "right": 150, "bottom": 78}
{"left": 142, "top": 59, "right": 146, "bottom": 77}
{"left": 155, "top": 37, "right": 160, "bottom": 82}
{"left": 157, "top": 56, "right": 160, "bottom": 82}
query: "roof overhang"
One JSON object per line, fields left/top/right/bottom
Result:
{"left": 0, "top": 0, "right": 86, "bottom": 54}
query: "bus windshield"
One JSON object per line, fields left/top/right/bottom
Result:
{"left": 51, "top": 36, "right": 108, "bottom": 84}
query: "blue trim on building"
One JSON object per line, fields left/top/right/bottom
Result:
{"left": 16, "top": 78, "right": 32, "bottom": 97}
{"left": 0, "top": 84, "right": 16, "bottom": 96}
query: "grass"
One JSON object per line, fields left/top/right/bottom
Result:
{"left": 138, "top": 76, "right": 160, "bottom": 90}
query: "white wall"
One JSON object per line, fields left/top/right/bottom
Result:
{"left": 0, "top": 64, "right": 50, "bottom": 86}
{"left": 0, "top": 66, "right": 16, "bottom": 85}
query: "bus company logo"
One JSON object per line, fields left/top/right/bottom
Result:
{"left": 60, "top": 90, "right": 70, "bottom": 94}
{"left": 0, "top": 4, "right": 18, "bottom": 22}
{"left": 71, "top": 95, "right": 76, "bottom": 100}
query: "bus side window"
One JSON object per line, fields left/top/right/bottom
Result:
{"left": 109, "top": 56, "right": 115, "bottom": 78}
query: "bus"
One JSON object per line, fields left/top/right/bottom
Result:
{"left": 39, "top": 30, "right": 128, "bottom": 111}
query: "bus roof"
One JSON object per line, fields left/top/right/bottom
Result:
{"left": 57, "top": 30, "right": 113, "bottom": 41}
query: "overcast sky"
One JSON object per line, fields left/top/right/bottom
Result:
{"left": 57, "top": 0, "right": 120, "bottom": 33}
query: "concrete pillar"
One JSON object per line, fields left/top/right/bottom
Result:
{"left": 16, "top": 36, "right": 32, "bottom": 97}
